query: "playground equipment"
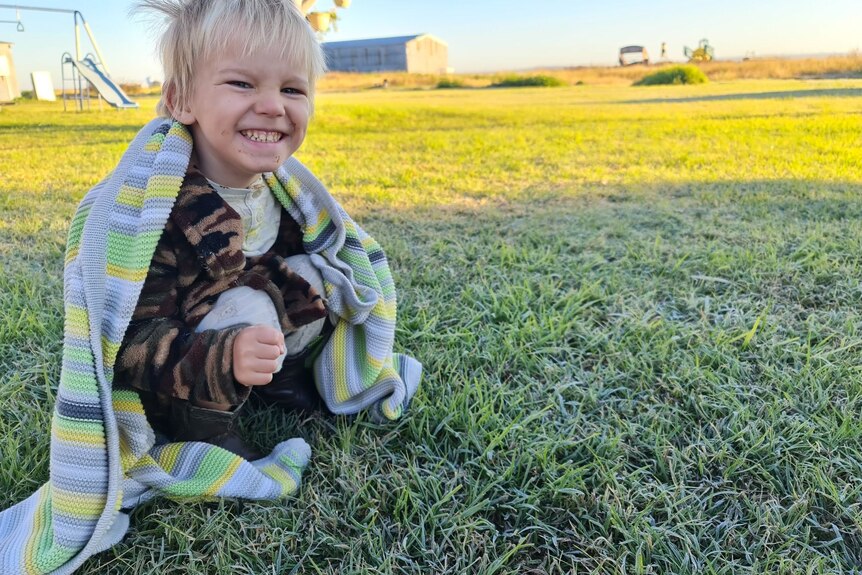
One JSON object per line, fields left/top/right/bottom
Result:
{"left": 0, "top": 4, "right": 137, "bottom": 110}
{"left": 62, "top": 54, "right": 137, "bottom": 109}
{"left": 619, "top": 45, "right": 649, "bottom": 66}
{"left": 297, "top": 0, "right": 351, "bottom": 34}
{"left": 0, "top": 8, "right": 23, "bottom": 31}
{"left": 684, "top": 38, "right": 714, "bottom": 62}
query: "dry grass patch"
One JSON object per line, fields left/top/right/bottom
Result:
{"left": 315, "top": 53, "right": 862, "bottom": 91}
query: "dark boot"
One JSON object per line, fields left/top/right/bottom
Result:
{"left": 170, "top": 400, "right": 262, "bottom": 460}
{"left": 255, "top": 319, "right": 334, "bottom": 413}
{"left": 254, "top": 356, "right": 328, "bottom": 412}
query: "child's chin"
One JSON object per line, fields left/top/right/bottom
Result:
{"left": 244, "top": 158, "right": 283, "bottom": 173}
{"left": 248, "top": 149, "right": 290, "bottom": 168}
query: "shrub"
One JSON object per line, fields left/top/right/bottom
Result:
{"left": 634, "top": 65, "right": 708, "bottom": 86}
{"left": 119, "top": 83, "right": 144, "bottom": 95}
{"left": 490, "top": 74, "right": 566, "bottom": 88}
{"left": 436, "top": 78, "right": 465, "bottom": 89}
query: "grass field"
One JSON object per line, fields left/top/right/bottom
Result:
{"left": 2, "top": 79, "right": 862, "bottom": 573}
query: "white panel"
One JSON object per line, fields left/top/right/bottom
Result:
{"left": 0, "top": 55, "right": 9, "bottom": 77}
{"left": 31, "top": 71, "right": 56, "bottom": 101}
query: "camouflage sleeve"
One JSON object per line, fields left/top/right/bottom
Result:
{"left": 114, "top": 224, "right": 251, "bottom": 407}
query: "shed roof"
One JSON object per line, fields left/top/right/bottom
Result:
{"left": 322, "top": 33, "right": 447, "bottom": 50}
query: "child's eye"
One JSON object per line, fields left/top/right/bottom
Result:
{"left": 228, "top": 81, "right": 252, "bottom": 89}
{"left": 282, "top": 87, "right": 306, "bottom": 96}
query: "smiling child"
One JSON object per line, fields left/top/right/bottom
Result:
{"left": 0, "top": 2, "right": 421, "bottom": 571}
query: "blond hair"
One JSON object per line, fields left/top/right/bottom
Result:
{"left": 133, "top": 0, "right": 326, "bottom": 117}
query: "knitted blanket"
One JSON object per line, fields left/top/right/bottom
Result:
{"left": 0, "top": 118, "right": 422, "bottom": 575}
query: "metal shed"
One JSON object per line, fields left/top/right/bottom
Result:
{"left": 0, "top": 41, "right": 21, "bottom": 102}
{"left": 322, "top": 34, "right": 449, "bottom": 74}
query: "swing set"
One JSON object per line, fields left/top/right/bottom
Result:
{"left": 0, "top": 3, "right": 137, "bottom": 110}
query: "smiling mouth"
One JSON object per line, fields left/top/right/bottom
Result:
{"left": 241, "top": 130, "right": 284, "bottom": 143}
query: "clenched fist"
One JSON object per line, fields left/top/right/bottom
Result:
{"left": 233, "top": 325, "right": 286, "bottom": 386}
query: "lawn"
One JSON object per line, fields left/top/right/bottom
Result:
{"left": 2, "top": 79, "right": 862, "bottom": 573}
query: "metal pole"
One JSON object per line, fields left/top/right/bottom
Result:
{"left": 0, "top": 4, "right": 76, "bottom": 14}
{"left": 81, "top": 15, "right": 109, "bottom": 75}
{"left": 76, "top": 63, "right": 82, "bottom": 111}
{"left": 74, "top": 13, "right": 81, "bottom": 61}
{"left": 1, "top": 6, "right": 113, "bottom": 72}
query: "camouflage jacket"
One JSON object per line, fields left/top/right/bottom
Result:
{"left": 114, "top": 169, "right": 328, "bottom": 407}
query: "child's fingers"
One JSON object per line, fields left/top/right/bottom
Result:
{"left": 240, "top": 370, "right": 275, "bottom": 386}
{"left": 251, "top": 325, "right": 286, "bottom": 349}
{"left": 254, "top": 343, "right": 283, "bottom": 361}
{"left": 249, "top": 356, "right": 281, "bottom": 374}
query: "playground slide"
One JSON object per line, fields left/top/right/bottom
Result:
{"left": 71, "top": 57, "right": 138, "bottom": 109}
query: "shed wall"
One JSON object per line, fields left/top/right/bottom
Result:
{"left": 405, "top": 36, "right": 448, "bottom": 74}
{"left": 324, "top": 36, "right": 448, "bottom": 73}
{"left": 0, "top": 42, "right": 21, "bottom": 102}
{"left": 325, "top": 44, "right": 407, "bottom": 72}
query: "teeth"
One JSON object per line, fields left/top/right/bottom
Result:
{"left": 242, "top": 130, "right": 283, "bottom": 143}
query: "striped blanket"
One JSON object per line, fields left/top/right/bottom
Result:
{"left": 0, "top": 118, "right": 421, "bottom": 575}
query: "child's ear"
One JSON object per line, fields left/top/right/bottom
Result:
{"left": 165, "top": 82, "right": 195, "bottom": 125}
{"left": 173, "top": 105, "right": 196, "bottom": 125}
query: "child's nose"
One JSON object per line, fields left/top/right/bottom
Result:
{"left": 254, "top": 91, "right": 286, "bottom": 116}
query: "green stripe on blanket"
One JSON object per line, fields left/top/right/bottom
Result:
{"left": 0, "top": 118, "right": 421, "bottom": 574}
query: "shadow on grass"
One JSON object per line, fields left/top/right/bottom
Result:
{"left": 621, "top": 87, "right": 862, "bottom": 104}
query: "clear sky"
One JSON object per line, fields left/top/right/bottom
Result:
{"left": 1, "top": 0, "right": 860, "bottom": 88}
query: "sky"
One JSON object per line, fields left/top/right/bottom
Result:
{"left": 1, "top": 0, "right": 860, "bottom": 89}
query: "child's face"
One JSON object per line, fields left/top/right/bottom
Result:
{"left": 174, "top": 42, "right": 310, "bottom": 188}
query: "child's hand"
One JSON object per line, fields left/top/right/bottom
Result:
{"left": 233, "top": 325, "right": 286, "bottom": 386}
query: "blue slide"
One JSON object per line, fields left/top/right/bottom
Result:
{"left": 72, "top": 56, "right": 138, "bottom": 109}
